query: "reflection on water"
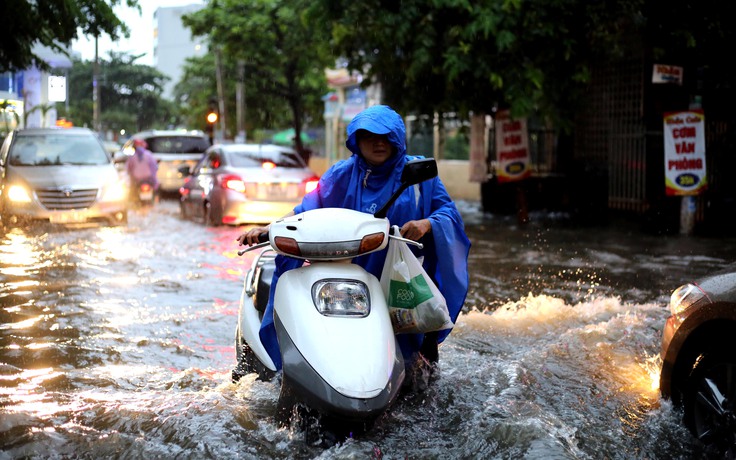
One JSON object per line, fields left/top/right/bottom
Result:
{"left": 1, "top": 202, "right": 735, "bottom": 458}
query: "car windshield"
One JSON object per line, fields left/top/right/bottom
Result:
{"left": 9, "top": 133, "right": 110, "bottom": 166}
{"left": 227, "top": 149, "right": 307, "bottom": 168}
{"left": 146, "top": 136, "right": 210, "bottom": 154}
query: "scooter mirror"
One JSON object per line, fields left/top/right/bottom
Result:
{"left": 374, "top": 158, "right": 438, "bottom": 219}
{"left": 400, "top": 158, "right": 438, "bottom": 185}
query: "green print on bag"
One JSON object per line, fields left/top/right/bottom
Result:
{"left": 388, "top": 274, "right": 434, "bottom": 309}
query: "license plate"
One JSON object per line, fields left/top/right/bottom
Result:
{"left": 139, "top": 190, "right": 154, "bottom": 200}
{"left": 256, "top": 183, "right": 298, "bottom": 200}
{"left": 49, "top": 211, "right": 87, "bottom": 224}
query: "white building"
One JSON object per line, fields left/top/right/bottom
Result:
{"left": 153, "top": 4, "right": 208, "bottom": 100}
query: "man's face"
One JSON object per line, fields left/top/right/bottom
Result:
{"left": 357, "top": 130, "right": 393, "bottom": 166}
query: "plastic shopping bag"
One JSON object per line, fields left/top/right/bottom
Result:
{"left": 380, "top": 229, "right": 454, "bottom": 334}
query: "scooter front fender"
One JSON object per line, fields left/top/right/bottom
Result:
{"left": 275, "top": 263, "right": 402, "bottom": 400}
{"left": 238, "top": 276, "right": 276, "bottom": 371}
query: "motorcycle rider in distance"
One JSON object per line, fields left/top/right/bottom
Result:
{"left": 237, "top": 105, "right": 471, "bottom": 390}
{"left": 126, "top": 139, "right": 159, "bottom": 204}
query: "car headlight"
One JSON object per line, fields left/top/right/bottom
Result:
{"left": 101, "top": 180, "right": 127, "bottom": 202}
{"left": 6, "top": 185, "right": 32, "bottom": 203}
{"left": 669, "top": 283, "right": 710, "bottom": 320}
{"left": 312, "top": 279, "right": 370, "bottom": 317}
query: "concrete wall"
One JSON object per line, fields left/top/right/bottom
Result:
{"left": 308, "top": 157, "right": 481, "bottom": 202}
{"left": 437, "top": 159, "right": 481, "bottom": 202}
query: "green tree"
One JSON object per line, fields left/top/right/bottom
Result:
{"left": 174, "top": 54, "right": 295, "bottom": 139}
{"left": 311, "top": 0, "right": 642, "bottom": 128}
{"left": 24, "top": 102, "right": 57, "bottom": 128}
{"left": 0, "top": 0, "right": 138, "bottom": 72}
{"left": 60, "top": 52, "right": 172, "bottom": 135}
{"left": 182, "top": 0, "right": 330, "bottom": 158}
{"left": 311, "top": 0, "right": 736, "bottom": 129}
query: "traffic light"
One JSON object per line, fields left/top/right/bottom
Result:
{"left": 205, "top": 101, "right": 218, "bottom": 144}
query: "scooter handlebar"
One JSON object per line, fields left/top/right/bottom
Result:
{"left": 388, "top": 225, "right": 423, "bottom": 249}
{"left": 237, "top": 232, "right": 270, "bottom": 256}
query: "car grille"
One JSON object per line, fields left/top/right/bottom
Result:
{"left": 36, "top": 188, "right": 99, "bottom": 210}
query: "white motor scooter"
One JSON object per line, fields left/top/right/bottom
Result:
{"left": 234, "top": 158, "right": 438, "bottom": 437}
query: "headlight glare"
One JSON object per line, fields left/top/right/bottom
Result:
{"left": 312, "top": 279, "right": 370, "bottom": 317}
{"left": 101, "top": 181, "right": 127, "bottom": 202}
{"left": 7, "top": 185, "right": 32, "bottom": 203}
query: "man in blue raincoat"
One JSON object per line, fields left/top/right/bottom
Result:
{"left": 237, "top": 105, "right": 470, "bottom": 378}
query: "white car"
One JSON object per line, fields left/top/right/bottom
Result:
{"left": 0, "top": 127, "right": 128, "bottom": 226}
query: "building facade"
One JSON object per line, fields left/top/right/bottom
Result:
{"left": 0, "top": 45, "right": 73, "bottom": 136}
{"left": 153, "top": 4, "right": 208, "bottom": 100}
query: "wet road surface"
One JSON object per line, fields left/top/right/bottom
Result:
{"left": 2, "top": 199, "right": 735, "bottom": 459}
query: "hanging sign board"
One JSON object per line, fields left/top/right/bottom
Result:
{"left": 652, "top": 64, "right": 683, "bottom": 85}
{"left": 663, "top": 109, "right": 707, "bottom": 196}
{"left": 495, "top": 110, "right": 530, "bottom": 183}
{"left": 48, "top": 75, "right": 67, "bottom": 102}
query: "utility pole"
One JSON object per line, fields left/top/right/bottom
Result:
{"left": 214, "top": 49, "right": 227, "bottom": 141}
{"left": 93, "top": 35, "right": 100, "bottom": 133}
{"left": 236, "top": 60, "right": 246, "bottom": 142}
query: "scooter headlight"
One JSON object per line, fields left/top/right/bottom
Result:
{"left": 312, "top": 279, "right": 370, "bottom": 317}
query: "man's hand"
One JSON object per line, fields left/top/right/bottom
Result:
{"left": 400, "top": 219, "right": 432, "bottom": 241}
{"left": 236, "top": 226, "right": 269, "bottom": 246}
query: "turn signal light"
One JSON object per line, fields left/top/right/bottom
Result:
{"left": 274, "top": 236, "right": 301, "bottom": 256}
{"left": 359, "top": 232, "right": 385, "bottom": 253}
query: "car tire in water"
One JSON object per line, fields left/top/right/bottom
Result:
{"left": 684, "top": 352, "right": 736, "bottom": 458}
{"left": 204, "top": 201, "right": 221, "bottom": 227}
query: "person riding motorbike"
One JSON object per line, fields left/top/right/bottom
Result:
{"left": 126, "top": 139, "right": 159, "bottom": 203}
{"left": 237, "top": 105, "right": 470, "bottom": 385}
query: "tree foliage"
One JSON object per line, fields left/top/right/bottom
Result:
{"left": 310, "top": 0, "right": 735, "bottom": 129}
{"left": 182, "top": 0, "right": 331, "bottom": 156}
{"left": 310, "top": 0, "right": 645, "bottom": 127}
{"left": 173, "top": 54, "right": 295, "bottom": 139}
{"left": 0, "top": 0, "right": 139, "bottom": 72}
{"left": 60, "top": 52, "right": 172, "bottom": 135}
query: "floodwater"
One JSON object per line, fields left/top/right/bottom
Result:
{"left": 1, "top": 199, "right": 734, "bottom": 459}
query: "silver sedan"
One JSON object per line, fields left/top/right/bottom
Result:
{"left": 179, "top": 144, "right": 319, "bottom": 226}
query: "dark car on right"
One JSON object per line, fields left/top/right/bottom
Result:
{"left": 659, "top": 264, "right": 736, "bottom": 457}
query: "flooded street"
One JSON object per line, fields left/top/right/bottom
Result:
{"left": 2, "top": 199, "right": 735, "bottom": 459}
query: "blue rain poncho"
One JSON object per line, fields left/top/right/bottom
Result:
{"left": 259, "top": 105, "right": 471, "bottom": 369}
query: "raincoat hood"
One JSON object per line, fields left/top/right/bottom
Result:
{"left": 345, "top": 105, "right": 406, "bottom": 173}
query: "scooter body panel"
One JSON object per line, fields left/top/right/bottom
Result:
{"left": 275, "top": 263, "right": 402, "bottom": 399}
